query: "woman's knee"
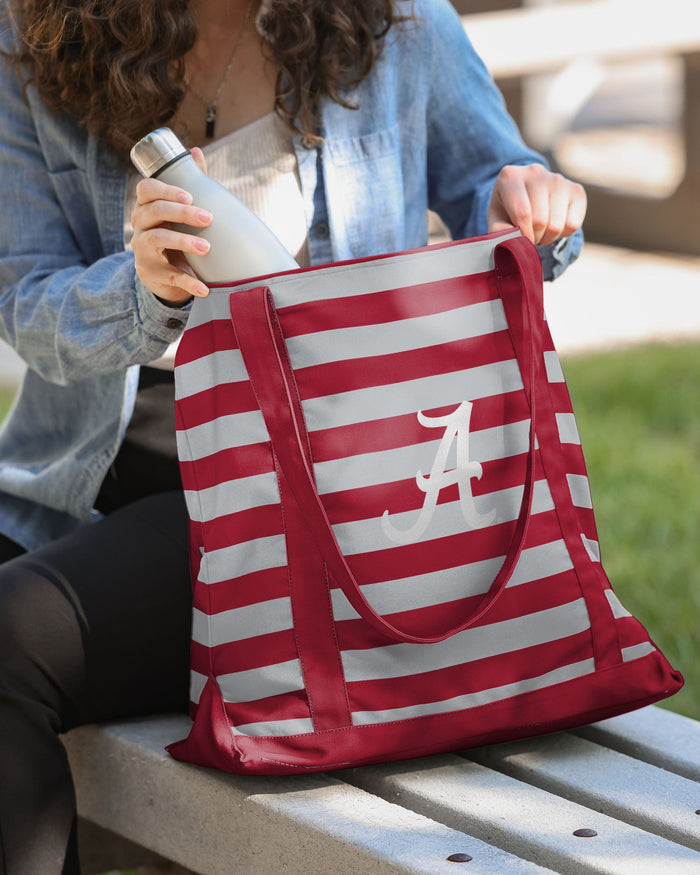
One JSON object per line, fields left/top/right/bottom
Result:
{"left": 0, "top": 555, "right": 86, "bottom": 725}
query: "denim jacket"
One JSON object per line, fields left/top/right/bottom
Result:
{"left": 0, "top": 0, "right": 581, "bottom": 549}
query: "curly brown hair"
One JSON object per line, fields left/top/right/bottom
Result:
{"left": 6, "top": 0, "right": 411, "bottom": 160}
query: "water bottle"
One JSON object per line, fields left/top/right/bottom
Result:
{"left": 130, "top": 127, "right": 298, "bottom": 283}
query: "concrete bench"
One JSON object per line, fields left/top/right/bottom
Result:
{"left": 62, "top": 703, "right": 700, "bottom": 874}
{"left": 459, "top": 0, "right": 700, "bottom": 256}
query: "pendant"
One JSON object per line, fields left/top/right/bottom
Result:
{"left": 205, "top": 105, "right": 216, "bottom": 139}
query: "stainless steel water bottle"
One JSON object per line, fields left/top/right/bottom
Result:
{"left": 130, "top": 127, "right": 298, "bottom": 282}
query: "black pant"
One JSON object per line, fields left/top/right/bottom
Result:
{"left": 0, "top": 492, "right": 193, "bottom": 875}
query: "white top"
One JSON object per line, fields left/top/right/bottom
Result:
{"left": 124, "top": 112, "right": 309, "bottom": 369}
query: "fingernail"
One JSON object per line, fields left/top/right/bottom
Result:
{"left": 197, "top": 209, "right": 212, "bottom": 224}
{"left": 195, "top": 238, "right": 210, "bottom": 253}
{"left": 177, "top": 191, "right": 193, "bottom": 204}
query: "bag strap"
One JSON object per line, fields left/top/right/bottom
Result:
{"left": 229, "top": 236, "right": 543, "bottom": 645}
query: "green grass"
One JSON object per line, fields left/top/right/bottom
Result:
{"left": 0, "top": 342, "right": 697, "bottom": 720}
{"left": 562, "top": 341, "right": 699, "bottom": 720}
{"left": 0, "top": 385, "right": 15, "bottom": 423}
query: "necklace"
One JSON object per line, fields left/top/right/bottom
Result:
{"left": 186, "top": 0, "right": 256, "bottom": 139}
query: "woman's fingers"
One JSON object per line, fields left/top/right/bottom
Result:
{"left": 140, "top": 227, "right": 210, "bottom": 258}
{"left": 487, "top": 165, "right": 534, "bottom": 240}
{"left": 527, "top": 171, "right": 587, "bottom": 246}
{"left": 137, "top": 247, "right": 209, "bottom": 304}
{"left": 131, "top": 176, "right": 212, "bottom": 304}
{"left": 190, "top": 146, "right": 207, "bottom": 174}
{"left": 134, "top": 227, "right": 211, "bottom": 303}
{"left": 487, "top": 164, "right": 587, "bottom": 246}
{"left": 135, "top": 176, "right": 192, "bottom": 208}
{"left": 562, "top": 182, "right": 588, "bottom": 240}
{"left": 132, "top": 200, "right": 212, "bottom": 234}
{"left": 132, "top": 177, "right": 211, "bottom": 232}
{"left": 529, "top": 169, "right": 565, "bottom": 246}
{"left": 138, "top": 247, "right": 209, "bottom": 303}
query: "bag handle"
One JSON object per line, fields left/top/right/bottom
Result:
{"left": 229, "top": 236, "right": 543, "bottom": 645}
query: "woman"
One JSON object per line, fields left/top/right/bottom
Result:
{"left": 0, "top": 0, "right": 586, "bottom": 871}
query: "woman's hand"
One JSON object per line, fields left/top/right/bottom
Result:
{"left": 487, "top": 163, "right": 587, "bottom": 246}
{"left": 131, "top": 147, "right": 212, "bottom": 306}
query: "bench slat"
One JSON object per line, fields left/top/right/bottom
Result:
{"left": 574, "top": 704, "right": 700, "bottom": 782}
{"left": 343, "top": 753, "right": 700, "bottom": 875}
{"left": 466, "top": 732, "right": 699, "bottom": 852}
{"left": 251, "top": 779, "right": 553, "bottom": 875}
{"left": 463, "top": 0, "right": 700, "bottom": 78}
{"left": 63, "top": 717, "right": 552, "bottom": 875}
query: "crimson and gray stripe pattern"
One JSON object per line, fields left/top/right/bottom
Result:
{"left": 168, "top": 231, "right": 681, "bottom": 773}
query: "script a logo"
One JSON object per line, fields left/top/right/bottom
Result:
{"left": 381, "top": 401, "right": 496, "bottom": 546}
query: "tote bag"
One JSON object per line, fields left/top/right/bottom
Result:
{"left": 167, "top": 229, "right": 682, "bottom": 775}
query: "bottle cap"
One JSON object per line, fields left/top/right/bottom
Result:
{"left": 130, "top": 128, "right": 189, "bottom": 178}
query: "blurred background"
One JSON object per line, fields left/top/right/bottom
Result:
{"left": 448, "top": 0, "right": 700, "bottom": 721}
{"left": 1, "top": 0, "right": 698, "bottom": 719}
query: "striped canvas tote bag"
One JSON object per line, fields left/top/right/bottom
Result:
{"left": 167, "top": 230, "right": 682, "bottom": 775}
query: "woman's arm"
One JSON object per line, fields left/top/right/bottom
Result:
{"left": 421, "top": 0, "right": 584, "bottom": 278}
{"left": 0, "top": 20, "right": 190, "bottom": 385}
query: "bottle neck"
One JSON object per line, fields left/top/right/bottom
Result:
{"left": 151, "top": 150, "right": 192, "bottom": 180}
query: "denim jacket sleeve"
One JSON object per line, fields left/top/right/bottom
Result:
{"left": 422, "top": 0, "right": 582, "bottom": 279}
{"left": 0, "top": 17, "right": 188, "bottom": 386}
